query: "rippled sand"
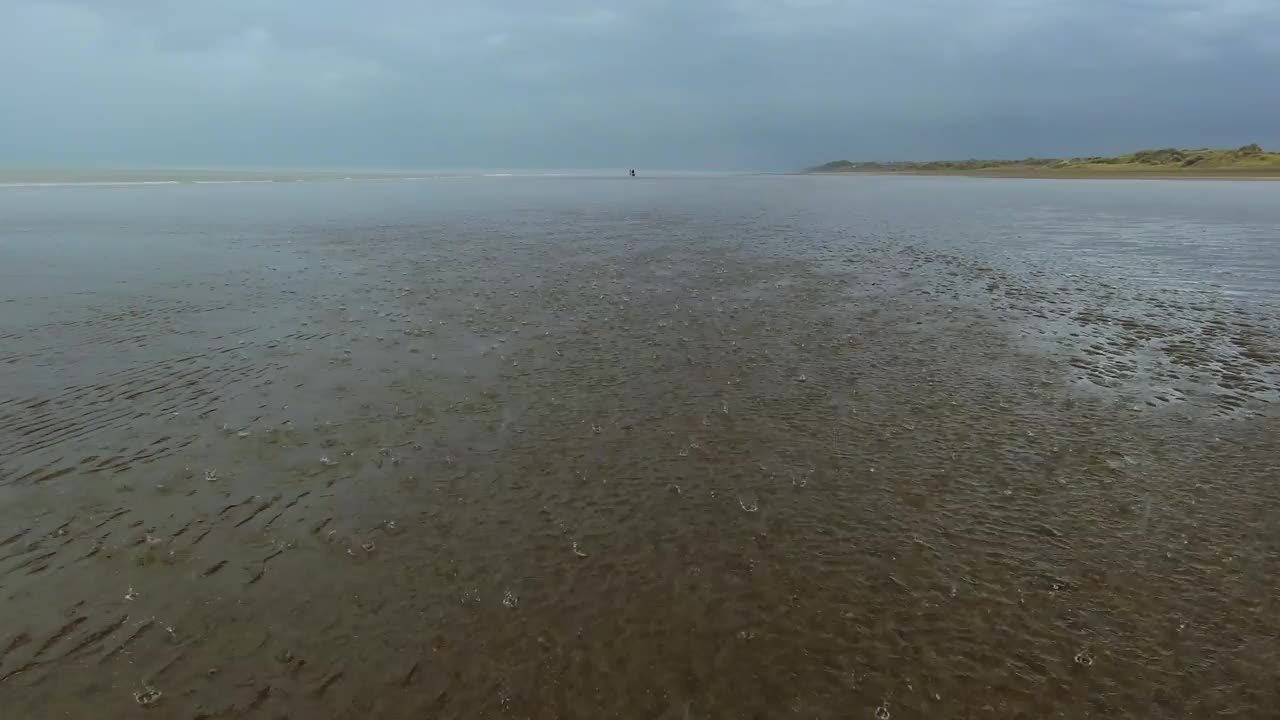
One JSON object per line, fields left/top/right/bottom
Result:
{"left": 1, "top": 177, "right": 1277, "bottom": 718}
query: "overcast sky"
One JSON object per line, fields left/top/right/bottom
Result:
{"left": 1, "top": 0, "right": 1276, "bottom": 170}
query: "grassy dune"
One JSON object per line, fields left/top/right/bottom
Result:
{"left": 808, "top": 144, "right": 1280, "bottom": 178}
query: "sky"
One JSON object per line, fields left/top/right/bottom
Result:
{"left": 1, "top": 0, "right": 1277, "bottom": 170}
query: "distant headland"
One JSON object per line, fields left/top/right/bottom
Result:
{"left": 805, "top": 144, "right": 1280, "bottom": 178}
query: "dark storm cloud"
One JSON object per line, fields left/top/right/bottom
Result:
{"left": 1, "top": 0, "right": 1276, "bottom": 169}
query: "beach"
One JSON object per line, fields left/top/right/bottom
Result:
{"left": 2, "top": 174, "right": 1278, "bottom": 718}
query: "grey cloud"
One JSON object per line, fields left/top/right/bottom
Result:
{"left": 1, "top": 0, "right": 1276, "bottom": 170}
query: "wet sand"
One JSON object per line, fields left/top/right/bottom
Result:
{"left": 2, "top": 176, "right": 1278, "bottom": 718}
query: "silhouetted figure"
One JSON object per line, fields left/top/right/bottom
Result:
{"left": 630, "top": 169, "right": 636, "bottom": 177}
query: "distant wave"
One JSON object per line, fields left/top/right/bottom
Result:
{"left": 0, "top": 171, "right": 728, "bottom": 188}
{"left": 0, "top": 180, "right": 183, "bottom": 188}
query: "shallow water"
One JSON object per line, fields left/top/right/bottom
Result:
{"left": 1, "top": 175, "right": 1278, "bottom": 718}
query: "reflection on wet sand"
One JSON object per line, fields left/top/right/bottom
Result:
{"left": 1, "top": 177, "right": 1277, "bottom": 718}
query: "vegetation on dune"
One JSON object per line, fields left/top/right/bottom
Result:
{"left": 807, "top": 144, "right": 1280, "bottom": 175}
